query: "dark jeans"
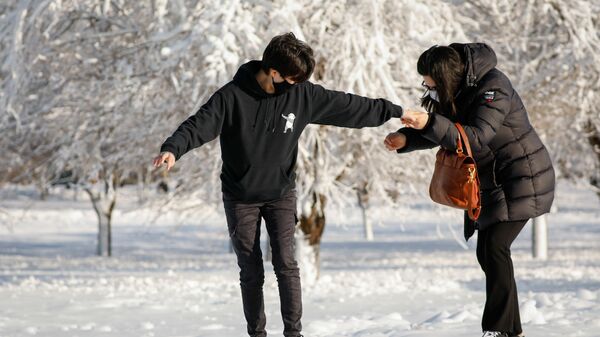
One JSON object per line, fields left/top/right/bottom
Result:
{"left": 476, "top": 219, "right": 527, "bottom": 335}
{"left": 223, "top": 189, "right": 302, "bottom": 337}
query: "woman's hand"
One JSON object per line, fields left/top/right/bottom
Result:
{"left": 384, "top": 132, "right": 407, "bottom": 151}
{"left": 401, "top": 109, "right": 430, "bottom": 130}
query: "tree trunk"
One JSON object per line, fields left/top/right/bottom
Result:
{"left": 37, "top": 175, "right": 49, "bottom": 200}
{"left": 96, "top": 205, "right": 112, "bottom": 257}
{"left": 357, "top": 183, "right": 373, "bottom": 241}
{"left": 532, "top": 216, "right": 548, "bottom": 260}
{"left": 297, "top": 191, "right": 326, "bottom": 282}
{"left": 137, "top": 167, "right": 151, "bottom": 204}
{"left": 39, "top": 185, "right": 49, "bottom": 200}
{"left": 584, "top": 119, "right": 600, "bottom": 198}
{"left": 84, "top": 173, "right": 118, "bottom": 257}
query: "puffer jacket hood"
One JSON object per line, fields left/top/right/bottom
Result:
{"left": 450, "top": 43, "right": 498, "bottom": 87}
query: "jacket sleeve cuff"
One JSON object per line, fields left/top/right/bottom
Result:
{"left": 421, "top": 112, "right": 443, "bottom": 143}
{"left": 160, "top": 144, "right": 180, "bottom": 161}
{"left": 395, "top": 128, "right": 410, "bottom": 154}
{"left": 394, "top": 105, "right": 404, "bottom": 118}
{"left": 421, "top": 112, "right": 434, "bottom": 132}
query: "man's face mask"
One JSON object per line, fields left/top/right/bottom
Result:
{"left": 272, "top": 70, "right": 295, "bottom": 94}
{"left": 272, "top": 77, "right": 294, "bottom": 94}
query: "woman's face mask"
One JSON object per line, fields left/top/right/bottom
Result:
{"left": 422, "top": 79, "right": 439, "bottom": 102}
{"left": 428, "top": 89, "right": 439, "bottom": 102}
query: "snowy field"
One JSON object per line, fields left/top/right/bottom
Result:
{"left": 1, "top": 182, "right": 599, "bottom": 337}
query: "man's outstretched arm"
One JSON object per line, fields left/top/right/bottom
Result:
{"left": 153, "top": 91, "right": 227, "bottom": 170}
{"left": 309, "top": 83, "right": 403, "bottom": 128}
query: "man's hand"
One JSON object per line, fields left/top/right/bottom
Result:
{"left": 384, "top": 132, "right": 407, "bottom": 151}
{"left": 401, "top": 109, "right": 430, "bottom": 130}
{"left": 153, "top": 151, "right": 176, "bottom": 171}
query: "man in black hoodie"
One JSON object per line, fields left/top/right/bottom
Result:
{"left": 153, "top": 33, "right": 403, "bottom": 337}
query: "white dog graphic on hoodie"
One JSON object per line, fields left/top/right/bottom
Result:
{"left": 281, "top": 113, "right": 295, "bottom": 133}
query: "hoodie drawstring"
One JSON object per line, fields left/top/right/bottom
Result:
{"left": 263, "top": 98, "right": 270, "bottom": 130}
{"left": 262, "top": 97, "right": 280, "bottom": 133}
{"left": 272, "top": 99, "right": 278, "bottom": 132}
{"left": 253, "top": 100, "right": 263, "bottom": 129}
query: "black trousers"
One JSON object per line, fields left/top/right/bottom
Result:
{"left": 476, "top": 219, "right": 527, "bottom": 335}
{"left": 223, "top": 189, "right": 302, "bottom": 337}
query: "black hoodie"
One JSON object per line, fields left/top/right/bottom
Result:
{"left": 161, "top": 60, "right": 403, "bottom": 202}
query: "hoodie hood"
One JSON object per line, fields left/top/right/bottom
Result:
{"left": 233, "top": 60, "right": 275, "bottom": 99}
{"left": 232, "top": 60, "right": 282, "bottom": 131}
{"left": 450, "top": 43, "right": 497, "bottom": 87}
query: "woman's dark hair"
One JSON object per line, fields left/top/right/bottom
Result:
{"left": 417, "top": 45, "right": 464, "bottom": 116}
{"left": 262, "top": 32, "right": 315, "bottom": 83}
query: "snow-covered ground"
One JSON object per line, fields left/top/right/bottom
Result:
{"left": 1, "top": 183, "right": 599, "bottom": 337}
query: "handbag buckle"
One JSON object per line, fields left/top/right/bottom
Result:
{"left": 468, "top": 166, "right": 476, "bottom": 183}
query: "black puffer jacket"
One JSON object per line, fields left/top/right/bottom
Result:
{"left": 397, "top": 43, "right": 555, "bottom": 236}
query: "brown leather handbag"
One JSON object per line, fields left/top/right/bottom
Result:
{"left": 429, "top": 123, "right": 481, "bottom": 220}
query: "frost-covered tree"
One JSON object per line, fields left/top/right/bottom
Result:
{"left": 290, "top": 0, "right": 470, "bottom": 280}
{"left": 0, "top": 0, "right": 265, "bottom": 256}
{"left": 2, "top": 0, "right": 599, "bottom": 270}
{"left": 458, "top": 0, "right": 600, "bottom": 191}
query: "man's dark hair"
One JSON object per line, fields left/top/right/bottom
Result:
{"left": 262, "top": 32, "right": 315, "bottom": 83}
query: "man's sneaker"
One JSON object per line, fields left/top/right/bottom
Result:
{"left": 482, "top": 332, "right": 509, "bottom": 337}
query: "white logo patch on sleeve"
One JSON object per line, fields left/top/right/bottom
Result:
{"left": 484, "top": 91, "right": 495, "bottom": 102}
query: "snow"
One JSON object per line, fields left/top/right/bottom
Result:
{"left": 1, "top": 182, "right": 599, "bottom": 337}
{"left": 1, "top": 1, "right": 598, "bottom": 335}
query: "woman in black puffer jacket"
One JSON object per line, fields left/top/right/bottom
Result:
{"left": 384, "top": 43, "right": 555, "bottom": 337}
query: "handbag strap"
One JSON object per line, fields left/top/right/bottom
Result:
{"left": 460, "top": 122, "right": 480, "bottom": 220}
{"left": 454, "top": 123, "right": 474, "bottom": 158}
{"left": 468, "top": 207, "right": 481, "bottom": 220}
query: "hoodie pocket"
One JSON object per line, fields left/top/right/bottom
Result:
{"left": 235, "top": 165, "right": 293, "bottom": 200}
